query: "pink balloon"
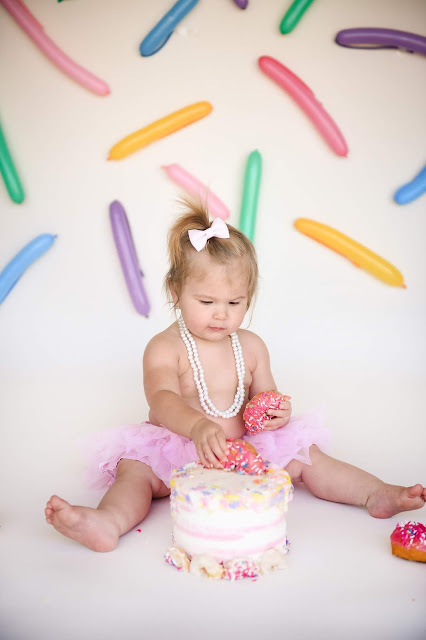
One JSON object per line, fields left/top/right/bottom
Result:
{"left": 258, "top": 56, "right": 347, "bottom": 157}
{"left": 0, "top": 0, "right": 110, "bottom": 96}
{"left": 162, "top": 164, "right": 230, "bottom": 220}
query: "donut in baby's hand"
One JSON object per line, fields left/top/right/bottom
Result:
{"left": 390, "top": 521, "right": 426, "bottom": 562}
{"left": 224, "top": 439, "right": 266, "bottom": 475}
{"left": 243, "top": 391, "right": 292, "bottom": 434}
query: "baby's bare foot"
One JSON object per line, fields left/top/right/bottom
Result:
{"left": 366, "top": 483, "right": 426, "bottom": 519}
{"left": 45, "top": 495, "right": 120, "bottom": 552}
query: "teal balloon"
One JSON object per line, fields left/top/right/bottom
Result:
{"left": 239, "top": 150, "right": 262, "bottom": 243}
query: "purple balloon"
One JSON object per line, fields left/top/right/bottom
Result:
{"left": 109, "top": 200, "right": 150, "bottom": 317}
{"left": 233, "top": 0, "right": 248, "bottom": 9}
{"left": 335, "top": 28, "right": 426, "bottom": 56}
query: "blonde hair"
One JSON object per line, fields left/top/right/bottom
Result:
{"left": 164, "top": 197, "right": 259, "bottom": 309}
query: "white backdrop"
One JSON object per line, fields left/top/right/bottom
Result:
{"left": 1, "top": 1, "right": 425, "bottom": 639}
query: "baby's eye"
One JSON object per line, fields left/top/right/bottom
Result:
{"left": 229, "top": 301, "right": 240, "bottom": 306}
{"left": 200, "top": 300, "right": 212, "bottom": 305}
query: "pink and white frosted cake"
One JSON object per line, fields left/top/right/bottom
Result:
{"left": 165, "top": 462, "right": 293, "bottom": 581}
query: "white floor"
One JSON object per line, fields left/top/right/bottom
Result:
{"left": 1, "top": 1, "right": 426, "bottom": 638}
{"left": 1, "top": 371, "right": 425, "bottom": 640}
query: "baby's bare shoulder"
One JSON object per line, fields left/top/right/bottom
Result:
{"left": 237, "top": 328, "right": 269, "bottom": 352}
{"left": 237, "top": 329, "right": 270, "bottom": 372}
{"left": 143, "top": 324, "right": 183, "bottom": 397}
{"left": 144, "top": 324, "right": 180, "bottom": 361}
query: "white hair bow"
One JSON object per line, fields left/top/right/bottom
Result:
{"left": 188, "top": 218, "right": 230, "bottom": 252}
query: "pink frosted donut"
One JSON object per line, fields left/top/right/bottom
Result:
{"left": 243, "top": 391, "right": 292, "bottom": 433}
{"left": 223, "top": 439, "right": 266, "bottom": 475}
{"left": 390, "top": 521, "right": 426, "bottom": 562}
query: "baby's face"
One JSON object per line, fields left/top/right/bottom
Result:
{"left": 177, "top": 253, "right": 249, "bottom": 341}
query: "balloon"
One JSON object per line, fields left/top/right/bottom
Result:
{"left": 0, "top": 119, "right": 24, "bottom": 204}
{"left": 108, "top": 102, "right": 212, "bottom": 161}
{"left": 294, "top": 218, "right": 405, "bottom": 287}
{"left": 258, "top": 56, "right": 348, "bottom": 157}
{"left": 394, "top": 165, "right": 426, "bottom": 205}
{"left": 140, "top": 0, "right": 199, "bottom": 57}
{"left": 109, "top": 200, "right": 150, "bottom": 317}
{"left": 233, "top": 0, "right": 248, "bottom": 9}
{"left": 238, "top": 150, "right": 262, "bottom": 242}
{"left": 0, "top": 0, "right": 110, "bottom": 96}
{"left": 0, "top": 234, "right": 56, "bottom": 304}
{"left": 162, "top": 164, "right": 230, "bottom": 220}
{"left": 280, "top": 0, "right": 316, "bottom": 35}
{"left": 335, "top": 28, "right": 426, "bottom": 56}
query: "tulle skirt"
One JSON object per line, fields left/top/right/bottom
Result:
{"left": 80, "top": 405, "right": 330, "bottom": 490}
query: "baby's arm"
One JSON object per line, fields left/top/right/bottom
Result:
{"left": 244, "top": 331, "right": 292, "bottom": 430}
{"left": 143, "top": 333, "right": 228, "bottom": 468}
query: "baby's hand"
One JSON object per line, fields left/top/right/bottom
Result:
{"left": 190, "top": 418, "right": 228, "bottom": 469}
{"left": 262, "top": 399, "right": 292, "bottom": 431}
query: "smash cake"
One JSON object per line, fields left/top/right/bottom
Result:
{"left": 165, "top": 453, "right": 293, "bottom": 581}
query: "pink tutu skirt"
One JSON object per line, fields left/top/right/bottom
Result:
{"left": 81, "top": 406, "right": 330, "bottom": 490}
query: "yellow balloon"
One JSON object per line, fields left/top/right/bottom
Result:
{"left": 108, "top": 101, "right": 212, "bottom": 160}
{"left": 294, "top": 218, "right": 405, "bottom": 287}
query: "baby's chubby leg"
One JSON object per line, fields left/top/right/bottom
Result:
{"left": 45, "top": 460, "right": 170, "bottom": 551}
{"left": 286, "top": 446, "right": 425, "bottom": 518}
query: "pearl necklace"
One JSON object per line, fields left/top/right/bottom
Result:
{"left": 178, "top": 316, "right": 245, "bottom": 418}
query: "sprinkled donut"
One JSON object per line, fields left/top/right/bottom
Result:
{"left": 243, "top": 391, "right": 292, "bottom": 433}
{"left": 390, "top": 521, "right": 426, "bottom": 562}
{"left": 189, "top": 554, "right": 224, "bottom": 579}
{"left": 164, "top": 546, "right": 190, "bottom": 572}
{"left": 223, "top": 558, "right": 259, "bottom": 581}
{"left": 223, "top": 438, "right": 266, "bottom": 475}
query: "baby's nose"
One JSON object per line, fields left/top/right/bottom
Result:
{"left": 213, "top": 306, "right": 227, "bottom": 319}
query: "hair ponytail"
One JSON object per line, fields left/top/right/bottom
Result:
{"left": 164, "top": 196, "right": 258, "bottom": 308}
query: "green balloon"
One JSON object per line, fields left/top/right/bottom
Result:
{"left": 280, "top": 0, "right": 315, "bottom": 35}
{"left": 238, "top": 150, "right": 262, "bottom": 243}
{"left": 0, "top": 121, "right": 25, "bottom": 204}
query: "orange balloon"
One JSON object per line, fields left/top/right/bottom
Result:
{"left": 294, "top": 218, "right": 405, "bottom": 287}
{"left": 108, "top": 101, "right": 212, "bottom": 160}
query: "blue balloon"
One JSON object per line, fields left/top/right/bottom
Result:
{"left": 394, "top": 165, "right": 426, "bottom": 205}
{"left": 140, "top": 0, "right": 199, "bottom": 57}
{"left": 0, "top": 233, "right": 57, "bottom": 304}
